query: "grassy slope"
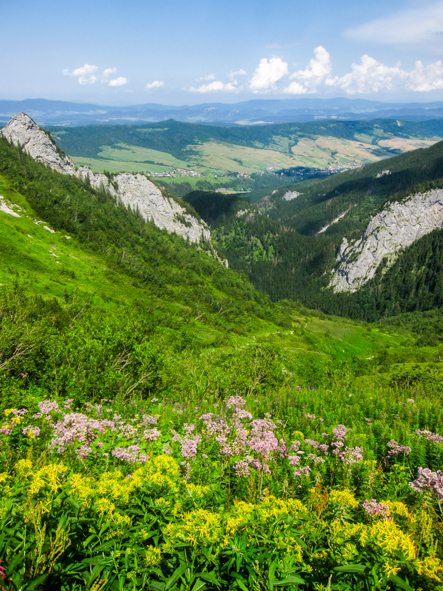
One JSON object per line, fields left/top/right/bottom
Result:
{"left": 0, "top": 143, "right": 436, "bottom": 397}
{"left": 50, "top": 119, "right": 443, "bottom": 180}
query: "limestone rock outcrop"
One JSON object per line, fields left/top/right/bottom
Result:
{"left": 329, "top": 189, "right": 443, "bottom": 292}
{"left": 2, "top": 112, "right": 76, "bottom": 175}
{"left": 1, "top": 113, "right": 210, "bottom": 245}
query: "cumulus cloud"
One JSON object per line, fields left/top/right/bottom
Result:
{"left": 344, "top": 1, "right": 443, "bottom": 47}
{"left": 190, "top": 80, "right": 236, "bottom": 93}
{"left": 327, "top": 55, "right": 443, "bottom": 94}
{"left": 63, "top": 64, "right": 127, "bottom": 87}
{"left": 62, "top": 63, "right": 99, "bottom": 85}
{"left": 102, "top": 68, "right": 117, "bottom": 78}
{"left": 146, "top": 80, "right": 165, "bottom": 91}
{"left": 284, "top": 46, "right": 332, "bottom": 94}
{"left": 108, "top": 77, "right": 127, "bottom": 87}
{"left": 196, "top": 73, "right": 216, "bottom": 82}
{"left": 249, "top": 57, "right": 288, "bottom": 93}
{"left": 228, "top": 69, "right": 247, "bottom": 82}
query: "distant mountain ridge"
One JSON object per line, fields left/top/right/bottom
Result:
{"left": 2, "top": 98, "right": 443, "bottom": 126}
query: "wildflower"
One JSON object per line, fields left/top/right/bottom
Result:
{"left": 407, "top": 398, "right": 415, "bottom": 404}
{"left": 409, "top": 467, "right": 443, "bottom": 501}
{"left": 386, "top": 439, "right": 411, "bottom": 461}
{"left": 293, "top": 466, "right": 311, "bottom": 478}
{"left": 144, "top": 428, "right": 161, "bottom": 441}
{"left": 234, "top": 459, "right": 251, "bottom": 478}
{"left": 416, "top": 429, "right": 443, "bottom": 444}
{"left": 181, "top": 436, "right": 201, "bottom": 460}
{"left": 226, "top": 395, "right": 246, "bottom": 409}
{"left": 362, "top": 499, "right": 391, "bottom": 520}
{"left": 38, "top": 400, "right": 60, "bottom": 415}
{"left": 339, "top": 446, "right": 364, "bottom": 465}
{"left": 22, "top": 426, "right": 40, "bottom": 438}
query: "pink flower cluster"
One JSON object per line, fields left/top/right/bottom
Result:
{"left": 112, "top": 446, "right": 148, "bottom": 464}
{"left": 409, "top": 467, "right": 443, "bottom": 501}
{"left": 416, "top": 430, "right": 443, "bottom": 444}
{"left": 386, "top": 439, "right": 411, "bottom": 459}
{"left": 362, "top": 499, "right": 391, "bottom": 520}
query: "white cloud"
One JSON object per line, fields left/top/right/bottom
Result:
{"left": 228, "top": 69, "right": 247, "bottom": 82}
{"left": 196, "top": 73, "right": 216, "bottom": 82}
{"left": 327, "top": 54, "right": 443, "bottom": 94}
{"left": 146, "top": 80, "right": 165, "bottom": 91}
{"left": 108, "top": 77, "right": 127, "bottom": 87}
{"left": 284, "top": 81, "right": 308, "bottom": 95}
{"left": 102, "top": 68, "right": 117, "bottom": 78}
{"left": 62, "top": 63, "right": 99, "bottom": 85}
{"left": 284, "top": 46, "right": 332, "bottom": 94}
{"left": 249, "top": 57, "right": 288, "bottom": 93}
{"left": 327, "top": 55, "right": 406, "bottom": 94}
{"left": 63, "top": 64, "right": 127, "bottom": 86}
{"left": 344, "top": 1, "right": 443, "bottom": 47}
{"left": 408, "top": 60, "right": 443, "bottom": 91}
{"left": 189, "top": 80, "right": 236, "bottom": 93}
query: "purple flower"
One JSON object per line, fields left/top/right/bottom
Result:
{"left": 234, "top": 459, "right": 251, "bottom": 478}
{"left": 293, "top": 466, "right": 311, "bottom": 478}
{"left": 362, "top": 499, "right": 390, "bottom": 520}
{"left": 38, "top": 400, "right": 60, "bottom": 415}
{"left": 181, "top": 436, "right": 201, "bottom": 460}
{"left": 226, "top": 395, "right": 246, "bottom": 409}
{"left": 409, "top": 467, "right": 443, "bottom": 501}
{"left": 416, "top": 429, "right": 443, "bottom": 444}
{"left": 22, "top": 426, "right": 40, "bottom": 437}
{"left": 339, "top": 446, "right": 364, "bottom": 465}
{"left": 143, "top": 428, "right": 161, "bottom": 441}
{"left": 386, "top": 439, "right": 411, "bottom": 460}
{"left": 288, "top": 455, "right": 300, "bottom": 466}
{"left": 199, "top": 413, "right": 213, "bottom": 421}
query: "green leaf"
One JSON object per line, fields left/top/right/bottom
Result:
{"left": 165, "top": 564, "right": 188, "bottom": 590}
{"left": 199, "top": 572, "right": 220, "bottom": 586}
{"left": 25, "top": 574, "right": 49, "bottom": 591}
{"left": 334, "top": 564, "right": 366, "bottom": 574}
{"left": 274, "top": 575, "right": 305, "bottom": 586}
{"left": 191, "top": 580, "right": 207, "bottom": 591}
{"left": 66, "top": 496, "right": 80, "bottom": 510}
{"left": 390, "top": 575, "right": 414, "bottom": 591}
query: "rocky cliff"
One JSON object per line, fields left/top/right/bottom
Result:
{"left": 329, "top": 189, "right": 443, "bottom": 292}
{"left": 1, "top": 113, "right": 210, "bottom": 245}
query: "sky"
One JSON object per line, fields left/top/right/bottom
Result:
{"left": 2, "top": 0, "right": 443, "bottom": 105}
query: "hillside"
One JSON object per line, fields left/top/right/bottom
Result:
{"left": 47, "top": 118, "right": 443, "bottom": 196}
{"left": 185, "top": 140, "right": 443, "bottom": 321}
{"left": 2, "top": 117, "right": 443, "bottom": 591}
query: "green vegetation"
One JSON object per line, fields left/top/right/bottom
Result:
{"left": 185, "top": 140, "right": 443, "bottom": 322}
{"left": 49, "top": 119, "right": 443, "bottom": 198}
{"left": 1, "top": 130, "right": 443, "bottom": 590}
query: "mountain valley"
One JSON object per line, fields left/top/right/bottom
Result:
{"left": 1, "top": 111, "right": 443, "bottom": 589}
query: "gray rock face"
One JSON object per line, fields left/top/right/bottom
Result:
{"left": 282, "top": 191, "right": 302, "bottom": 201}
{"left": 329, "top": 189, "right": 443, "bottom": 292}
{"left": 1, "top": 112, "right": 76, "bottom": 175}
{"left": 1, "top": 113, "right": 210, "bottom": 245}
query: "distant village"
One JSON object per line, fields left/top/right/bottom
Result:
{"left": 147, "top": 161, "right": 361, "bottom": 180}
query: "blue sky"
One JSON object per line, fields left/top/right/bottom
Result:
{"left": 2, "top": 0, "right": 443, "bottom": 104}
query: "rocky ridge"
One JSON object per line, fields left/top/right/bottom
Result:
{"left": 329, "top": 189, "right": 443, "bottom": 292}
{"left": 1, "top": 112, "right": 210, "bottom": 245}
